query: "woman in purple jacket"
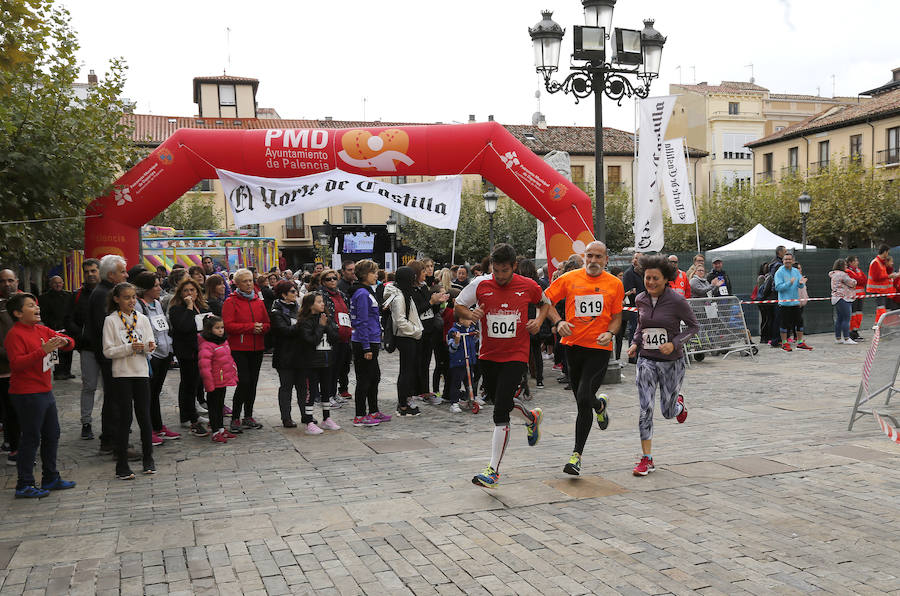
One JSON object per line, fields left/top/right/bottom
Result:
{"left": 349, "top": 259, "right": 391, "bottom": 427}
{"left": 626, "top": 255, "right": 699, "bottom": 477}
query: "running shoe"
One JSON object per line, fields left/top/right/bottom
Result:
{"left": 41, "top": 476, "right": 76, "bottom": 491}
{"left": 370, "top": 411, "right": 392, "bottom": 423}
{"left": 595, "top": 393, "right": 609, "bottom": 430}
{"left": 327, "top": 398, "right": 343, "bottom": 409}
{"left": 429, "top": 394, "right": 444, "bottom": 406}
{"left": 143, "top": 459, "right": 156, "bottom": 475}
{"left": 676, "top": 395, "right": 688, "bottom": 424}
{"left": 212, "top": 431, "right": 228, "bottom": 444}
{"left": 321, "top": 418, "right": 341, "bottom": 430}
{"left": 190, "top": 422, "right": 210, "bottom": 437}
{"left": 116, "top": 468, "right": 136, "bottom": 480}
{"left": 282, "top": 419, "right": 297, "bottom": 428}
{"left": 81, "top": 423, "right": 93, "bottom": 440}
{"left": 353, "top": 415, "right": 380, "bottom": 427}
{"left": 305, "top": 422, "right": 324, "bottom": 435}
{"left": 242, "top": 418, "right": 263, "bottom": 429}
{"left": 396, "top": 405, "right": 421, "bottom": 417}
{"left": 796, "top": 342, "right": 813, "bottom": 350}
{"left": 782, "top": 343, "right": 792, "bottom": 352}
{"left": 449, "top": 403, "right": 462, "bottom": 413}
{"left": 222, "top": 428, "right": 237, "bottom": 439}
{"left": 843, "top": 338, "right": 858, "bottom": 345}
{"left": 526, "top": 408, "right": 543, "bottom": 447}
{"left": 339, "top": 391, "right": 352, "bottom": 399}
{"left": 536, "top": 381, "right": 544, "bottom": 388}
{"left": 158, "top": 426, "right": 181, "bottom": 440}
{"left": 229, "top": 419, "right": 244, "bottom": 434}
{"left": 834, "top": 338, "right": 843, "bottom": 344}
{"left": 472, "top": 466, "right": 500, "bottom": 488}
{"left": 15, "top": 485, "right": 50, "bottom": 498}
{"left": 474, "top": 396, "right": 486, "bottom": 406}
{"left": 633, "top": 456, "right": 655, "bottom": 476}
{"left": 151, "top": 432, "right": 164, "bottom": 447}
{"left": 563, "top": 452, "right": 582, "bottom": 476}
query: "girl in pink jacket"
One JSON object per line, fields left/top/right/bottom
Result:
{"left": 198, "top": 316, "right": 239, "bottom": 443}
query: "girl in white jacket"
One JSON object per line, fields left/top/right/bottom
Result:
{"left": 384, "top": 266, "right": 423, "bottom": 417}
{"left": 102, "top": 282, "right": 156, "bottom": 480}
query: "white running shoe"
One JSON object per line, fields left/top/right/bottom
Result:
{"left": 843, "top": 337, "right": 858, "bottom": 345}
{"left": 321, "top": 418, "right": 341, "bottom": 430}
{"left": 328, "top": 398, "right": 343, "bottom": 409}
{"left": 429, "top": 395, "right": 444, "bottom": 405}
{"left": 835, "top": 338, "right": 843, "bottom": 344}
{"left": 449, "top": 403, "right": 462, "bottom": 413}
{"left": 305, "top": 422, "right": 324, "bottom": 435}
{"left": 474, "top": 396, "right": 486, "bottom": 406}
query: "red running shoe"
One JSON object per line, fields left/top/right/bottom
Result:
{"left": 222, "top": 429, "right": 237, "bottom": 439}
{"left": 339, "top": 391, "right": 352, "bottom": 399}
{"left": 676, "top": 394, "right": 688, "bottom": 424}
{"left": 782, "top": 343, "right": 792, "bottom": 352}
{"left": 211, "top": 431, "right": 227, "bottom": 444}
{"left": 633, "top": 456, "right": 655, "bottom": 476}
{"left": 158, "top": 425, "right": 181, "bottom": 440}
{"left": 796, "top": 342, "right": 813, "bottom": 350}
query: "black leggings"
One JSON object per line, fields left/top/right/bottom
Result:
{"left": 566, "top": 345, "right": 611, "bottom": 455}
{"left": 417, "top": 330, "right": 436, "bottom": 395}
{"left": 177, "top": 357, "right": 199, "bottom": 424}
{"left": 277, "top": 368, "right": 303, "bottom": 423}
{"left": 479, "top": 359, "right": 529, "bottom": 425}
{"left": 395, "top": 337, "right": 420, "bottom": 409}
{"left": 352, "top": 342, "right": 380, "bottom": 417}
{"left": 431, "top": 332, "right": 450, "bottom": 395}
{"left": 149, "top": 354, "right": 172, "bottom": 431}
{"left": 207, "top": 387, "right": 226, "bottom": 432}
{"left": 232, "top": 350, "right": 264, "bottom": 420}
{"left": 528, "top": 336, "right": 543, "bottom": 383}
{"left": 113, "top": 377, "right": 153, "bottom": 469}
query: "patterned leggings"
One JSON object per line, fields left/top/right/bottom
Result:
{"left": 636, "top": 356, "right": 685, "bottom": 440}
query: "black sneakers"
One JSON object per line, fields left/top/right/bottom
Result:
{"left": 396, "top": 405, "right": 421, "bottom": 417}
{"left": 81, "top": 424, "right": 93, "bottom": 440}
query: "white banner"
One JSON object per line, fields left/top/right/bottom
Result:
{"left": 217, "top": 168, "right": 462, "bottom": 230}
{"left": 634, "top": 96, "right": 676, "bottom": 251}
{"left": 661, "top": 138, "right": 696, "bottom": 224}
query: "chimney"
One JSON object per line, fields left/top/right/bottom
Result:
{"left": 468, "top": 114, "right": 475, "bottom": 123}
{"left": 538, "top": 114, "right": 547, "bottom": 130}
{"left": 488, "top": 114, "right": 494, "bottom": 122}
{"left": 87, "top": 69, "right": 98, "bottom": 85}
{"left": 893, "top": 67, "right": 900, "bottom": 82}
{"left": 324, "top": 116, "right": 333, "bottom": 121}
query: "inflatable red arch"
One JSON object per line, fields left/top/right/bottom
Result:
{"left": 85, "top": 122, "right": 594, "bottom": 272}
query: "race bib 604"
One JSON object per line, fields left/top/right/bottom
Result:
{"left": 486, "top": 314, "right": 517, "bottom": 339}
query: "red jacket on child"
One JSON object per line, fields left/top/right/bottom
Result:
{"left": 4, "top": 322, "right": 74, "bottom": 394}
{"left": 198, "top": 334, "right": 238, "bottom": 392}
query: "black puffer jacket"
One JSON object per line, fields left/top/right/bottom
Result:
{"left": 168, "top": 303, "right": 210, "bottom": 361}
{"left": 269, "top": 299, "right": 302, "bottom": 369}
{"left": 297, "top": 315, "right": 340, "bottom": 369}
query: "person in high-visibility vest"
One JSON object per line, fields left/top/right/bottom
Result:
{"left": 666, "top": 255, "right": 691, "bottom": 298}
{"left": 866, "top": 244, "right": 899, "bottom": 327}
{"left": 845, "top": 255, "right": 868, "bottom": 341}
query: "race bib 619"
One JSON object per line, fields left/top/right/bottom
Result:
{"left": 574, "top": 294, "right": 604, "bottom": 317}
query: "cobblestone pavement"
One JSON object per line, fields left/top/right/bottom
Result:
{"left": 1, "top": 332, "right": 899, "bottom": 595}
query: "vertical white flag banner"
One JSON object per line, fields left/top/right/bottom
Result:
{"left": 661, "top": 138, "right": 696, "bottom": 224}
{"left": 634, "top": 96, "right": 676, "bottom": 251}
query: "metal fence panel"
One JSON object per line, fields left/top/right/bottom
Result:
{"left": 848, "top": 309, "right": 900, "bottom": 431}
{"left": 683, "top": 296, "right": 756, "bottom": 363}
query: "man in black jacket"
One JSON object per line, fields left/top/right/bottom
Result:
{"left": 622, "top": 252, "right": 645, "bottom": 363}
{"left": 39, "top": 276, "right": 75, "bottom": 380}
{"left": 70, "top": 258, "right": 100, "bottom": 439}
{"left": 86, "top": 255, "right": 127, "bottom": 452}
{"left": 706, "top": 258, "right": 733, "bottom": 296}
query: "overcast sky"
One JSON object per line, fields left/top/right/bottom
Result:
{"left": 67, "top": 0, "right": 896, "bottom": 133}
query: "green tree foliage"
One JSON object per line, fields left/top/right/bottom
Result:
{"left": 0, "top": 0, "right": 138, "bottom": 265}
{"left": 400, "top": 193, "right": 541, "bottom": 264}
{"left": 149, "top": 193, "right": 224, "bottom": 234}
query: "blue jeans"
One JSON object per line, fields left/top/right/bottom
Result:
{"left": 834, "top": 299, "right": 852, "bottom": 339}
{"left": 10, "top": 392, "right": 60, "bottom": 489}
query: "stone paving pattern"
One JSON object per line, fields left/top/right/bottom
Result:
{"left": 1, "top": 333, "right": 899, "bottom": 594}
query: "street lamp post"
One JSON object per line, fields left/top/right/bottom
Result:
{"left": 483, "top": 187, "right": 498, "bottom": 251}
{"left": 385, "top": 217, "right": 397, "bottom": 271}
{"left": 529, "top": 2, "right": 665, "bottom": 243}
{"left": 797, "top": 191, "right": 812, "bottom": 251}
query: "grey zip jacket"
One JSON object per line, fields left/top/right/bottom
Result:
{"left": 632, "top": 287, "right": 699, "bottom": 361}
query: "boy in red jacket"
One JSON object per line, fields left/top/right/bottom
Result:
{"left": 4, "top": 293, "right": 76, "bottom": 498}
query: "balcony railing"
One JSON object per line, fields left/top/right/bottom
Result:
{"left": 877, "top": 148, "right": 900, "bottom": 166}
{"left": 781, "top": 165, "right": 799, "bottom": 177}
{"left": 808, "top": 160, "right": 830, "bottom": 175}
{"left": 755, "top": 171, "right": 774, "bottom": 184}
{"left": 841, "top": 154, "right": 864, "bottom": 167}
{"left": 282, "top": 224, "right": 307, "bottom": 239}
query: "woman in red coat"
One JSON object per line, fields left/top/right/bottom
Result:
{"left": 222, "top": 268, "right": 270, "bottom": 432}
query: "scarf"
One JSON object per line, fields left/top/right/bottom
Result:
{"left": 236, "top": 288, "right": 256, "bottom": 300}
{"left": 118, "top": 310, "right": 138, "bottom": 342}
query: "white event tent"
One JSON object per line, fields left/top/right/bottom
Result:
{"left": 708, "top": 223, "right": 815, "bottom": 252}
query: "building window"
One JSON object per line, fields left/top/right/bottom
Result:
{"left": 571, "top": 165, "right": 586, "bottom": 190}
{"left": 219, "top": 84, "right": 236, "bottom": 106}
{"left": 787, "top": 147, "right": 799, "bottom": 173}
{"left": 775, "top": 126, "right": 785, "bottom": 132}
{"left": 728, "top": 102, "right": 739, "bottom": 115}
{"left": 390, "top": 176, "right": 407, "bottom": 184}
{"left": 285, "top": 214, "right": 305, "bottom": 238}
{"left": 818, "top": 140, "right": 830, "bottom": 166}
{"left": 759, "top": 153, "right": 774, "bottom": 183}
{"left": 606, "top": 165, "right": 621, "bottom": 191}
{"left": 722, "top": 133, "right": 756, "bottom": 160}
{"left": 344, "top": 207, "right": 362, "bottom": 224}
{"left": 887, "top": 127, "right": 900, "bottom": 164}
{"left": 849, "top": 134, "right": 862, "bottom": 161}
{"left": 191, "top": 179, "right": 213, "bottom": 192}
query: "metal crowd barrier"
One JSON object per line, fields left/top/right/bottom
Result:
{"left": 682, "top": 296, "right": 757, "bottom": 365}
{"left": 848, "top": 309, "right": 900, "bottom": 431}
